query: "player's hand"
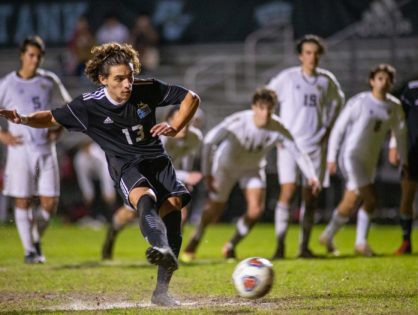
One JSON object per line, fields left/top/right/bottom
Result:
{"left": 388, "top": 148, "right": 400, "bottom": 166}
{"left": 0, "top": 130, "right": 23, "bottom": 146}
{"left": 185, "top": 171, "right": 203, "bottom": 186}
{"left": 327, "top": 161, "right": 337, "bottom": 174}
{"left": 204, "top": 175, "right": 217, "bottom": 193}
{"left": 309, "top": 177, "right": 321, "bottom": 196}
{"left": 150, "top": 122, "right": 177, "bottom": 137}
{"left": 0, "top": 109, "right": 24, "bottom": 124}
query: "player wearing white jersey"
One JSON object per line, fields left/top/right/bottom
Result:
{"left": 320, "top": 64, "right": 407, "bottom": 256}
{"left": 181, "top": 88, "right": 320, "bottom": 262}
{"left": 267, "top": 35, "right": 344, "bottom": 258}
{"left": 101, "top": 106, "right": 203, "bottom": 260}
{"left": 0, "top": 36, "right": 71, "bottom": 263}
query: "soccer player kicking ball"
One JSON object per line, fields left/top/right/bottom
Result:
{"left": 320, "top": 64, "right": 407, "bottom": 257}
{"left": 101, "top": 106, "right": 203, "bottom": 260}
{"left": 181, "top": 88, "right": 320, "bottom": 262}
{"left": 0, "top": 42, "right": 200, "bottom": 306}
{"left": 0, "top": 36, "right": 71, "bottom": 264}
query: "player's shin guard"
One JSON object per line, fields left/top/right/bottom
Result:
{"left": 229, "top": 215, "right": 256, "bottom": 247}
{"left": 400, "top": 213, "right": 413, "bottom": 242}
{"left": 355, "top": 208, "right": 370, "bottom": 246}
{"left": 155, "top": 211, "right": 182, "bottom": 294}
{"left": 15, "top": 208, "right": 36, "bottom": 255}
{"left": 323, "top": 208, "right": 349, "bottom": 239}
{"left": 137, "top": 195, "right": 168, "bottom": 248}
{"left": 299, "top": 205, "right": 314, "bottom": 250}
{"left": 275, "top": 202, "right": 289, "bottom": 243}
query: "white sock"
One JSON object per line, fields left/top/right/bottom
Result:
{"left": 274, "top": 202, "right": 289, "bottom": 241}
{"left": 323, "top": 208, "right": 349, "bottom": 239}
{"left": 355, "top": 208, "right": 370, "bottom": 246}
{"left": 236, "top": 216, "right": 249, "bottom": 236}
{"left": 15, "top": 207, "right": 35, "bottom": 255}
{"left": 35, "top": 207, "right": 51, "bottom": 237}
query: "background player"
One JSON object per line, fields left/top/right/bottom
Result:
{"left": 266, "top": 34, "right": 344, "bottom": 258}
{"left": 0, "top": 36, "right": 71, "bottom": 263}
{"left": 388, "top": 79, "right": 418, "bottom": 255}
{"left": 101, "top": 105, "right": 203, "bottom": 260}
{"left": 320, "top": 64, "right": 407, "bottom": 256}
{"left": 181, "top": 88, "right": 320, "bottom": 262}
{"left": 0, "top": 42, "right": 199, "bottom": 306}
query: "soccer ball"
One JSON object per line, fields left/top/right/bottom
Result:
{"left": 232, "top": 257, "right": 274, "bottom": 299}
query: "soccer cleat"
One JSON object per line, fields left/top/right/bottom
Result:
{"left": 319, "top": 233, "right": 340, "bottom": 256}
{"left": 179, "top": 251, "right": 195, "bottom": 263}
{"left": 101, "top": 226, "right": 118, "bottom": 260}
{"left": 222, "top": 242, "right": 237, "bottom": 262}
{"left": 354, "top": 243, "right": 376, "bottom": 257}
{"left": 146, "top": 246, "right": 178, "bottom": 273}
{"left": 297, "top": 248, "right": 318, "bottom": 258}
{"left": 24, "top": 252, "right": 42, "bottom": 264}
{"left": 271, "top": 243, "right": 285, "bottom": 260}
{"left": 151, "top": 291, "right": 180, "bottom": 307}
{"left": 34, "top": 242, "right": 46, "bottom": 263}
{"left": 394, "top": 240, "right": 412, "bottom": 256}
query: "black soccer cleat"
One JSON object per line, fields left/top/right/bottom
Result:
{"left": 297, "top": 248, "right": 318, "bottom": 259}
{"left": 146, "top": 246, "right": 179, "bottom": 273}
{"left": 271, "top": 245, "right": 285, "bottom": 260}
{"left": 102, "top": 226, "right": 118, "bottom": 260}
{"left": 151, "top": 291, "right": 180, "bottom": 307}
{"left": 24, "top": 252, "right": 42, "bottom": 264}
{"left": 222, "top": 242, "right": 237, "bottom": 262}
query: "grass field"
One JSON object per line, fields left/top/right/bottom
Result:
{"left": 0, "top": 222, "right": 417, "bottom": 314}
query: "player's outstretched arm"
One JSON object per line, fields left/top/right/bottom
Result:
{"left": 0, "top": 109, "right": 60, "bottom": 128}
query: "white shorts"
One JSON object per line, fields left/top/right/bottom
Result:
{"left": 3, "top": 145, "right": 60, "bottom": 198}
{"left": 278, "top": 145, "right": 329, "bottom": 187}
{"left": 339, "top": 154, "right": 375, "bottom": 192}
{"left": 209, "top": 163, "right": 266, "bottom": 203}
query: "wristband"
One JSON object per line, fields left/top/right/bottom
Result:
{"left": 20, "top": 115, "right": 29, "bottom": 125}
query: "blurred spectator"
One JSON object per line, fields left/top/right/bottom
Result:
{"left": 68, "top": 15, "right": 96, "bottom": 76}
{"left": 96, "top": 13, "right": 130, "bottom": 44}
{"left": 130, "top": 14, "right": 160, "bottom": 72}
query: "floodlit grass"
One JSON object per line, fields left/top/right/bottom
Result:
{"left": 0, "top": 222, "right": 417, "bottom": 314}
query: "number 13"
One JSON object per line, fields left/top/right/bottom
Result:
{"left": 122, "top": 124, "right": 144, "bottom": 144}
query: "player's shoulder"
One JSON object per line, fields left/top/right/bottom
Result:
{"left": 316, "top": 67, "right": 339, "bottom": 83}
{"left": 347, "top": 91, "right": 368, "bottom": 107}
{"left": 188, "top": 125, "right": 203, "bottom": 141}
{"left": 36, "top": 68, "right": 61, "bottom": 84}
{"left": 268, "top": 67, "right": 298, "bottom": 82}
{"left": 80, "top": 87, "right": 106, "bottom": 102}
{"left": 386, "top": 93, "right": 401, "bottom": 106}
{"left": 133, "top": 77, "right": 168, "bottom": 89}
{"left": 223, "top": 110, "right": 250, "bottom": 126}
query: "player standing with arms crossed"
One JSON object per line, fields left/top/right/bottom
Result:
{"left": 0, "top": 36, "right": 71, "bottom": 263}
{"left": 0, "top": 42, "right": 199, "bottom": 306}
{"left": 267, "top": 34, "right": 344, "bottom": 258}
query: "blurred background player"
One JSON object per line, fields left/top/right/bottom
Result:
{"left": 0, "top": 36, "right": 72, "bottom": 263}
{"left": 266, "top": 34, "right": 344, "bottom": 258}
{"left": 101, "top": 106, "right": 203, "bottom": 260}
{"left": 73, "top": 140, "right": 116, "bottom": 225}
{"left": 320, "top": 64, "right": 407, "bottom": 256}
{"left": 181, "top": 88, "right": 320, "bottom": 262}
{"left": 388, "top": 79, "right": 418, "bottom": 255}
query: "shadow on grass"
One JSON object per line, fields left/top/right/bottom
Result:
{"left": 51, "top": 260, "right": 155, "bottom": 270}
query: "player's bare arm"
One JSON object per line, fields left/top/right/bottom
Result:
{"left": 150, "top": 91, "right": 200, "bottom": 137}
{"left": 0, "top": 109, "right": 60, "bottom": 128}
{"left": 0, "top": 130, "right": 23, "bottom": 146}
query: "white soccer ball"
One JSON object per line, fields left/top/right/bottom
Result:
{"left": 232, "top": 257, "right": 274, "bottom": 299}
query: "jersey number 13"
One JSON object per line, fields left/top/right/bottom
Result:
{"left": 122, "top": 124, "right": 145, "bottom": 144}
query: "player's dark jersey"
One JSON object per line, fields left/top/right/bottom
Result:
{"left": 401, "top": 80, "right": 418, "bottom": 143}
{"left": 52, "top": 78, "right": 188, "bottom": 181}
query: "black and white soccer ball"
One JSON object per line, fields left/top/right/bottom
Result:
{"left": 232, "top": 257, "right": 274, "bottom": 299}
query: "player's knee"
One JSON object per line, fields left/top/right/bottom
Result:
{"left": 159, "top": 197, "right": 182, "bottom": 217}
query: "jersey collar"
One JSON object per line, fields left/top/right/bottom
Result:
{"left": 104, "top": 87, "right": 126, "bottom": 106}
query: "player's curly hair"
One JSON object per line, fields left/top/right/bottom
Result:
{"left": 295, "top": 34, "right": 325, "bottom": 55}
{"left": 252, "top": 88, "right": 278, "bottom": 106}
{"left": 369, "top": 63, "right": 396, "bottom": 84}
{"left": 85, "top": 42, "right": 141, "bottom": 84}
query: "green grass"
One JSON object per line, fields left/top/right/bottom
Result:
{"left": 0, "top": 222, "right": 417, "bottom": 314}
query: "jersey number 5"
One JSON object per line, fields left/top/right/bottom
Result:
{"left": 122, "top": 124, "right": 144, "bottom": 144}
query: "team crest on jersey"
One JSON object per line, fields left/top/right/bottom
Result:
{"left": 136, "top": 102, "right": 151, "bottom": 119}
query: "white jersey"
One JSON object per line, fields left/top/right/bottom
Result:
{"left": 327, "top": 91, "right": 407, "bottom": 167}
{"left": 202, "top": 110, "right": 317, "bottom": 180}
{"left": 0, "top": 69, "right": 71, "bottom": 153}
{"left": 267, "top": 66, "right": 344, "bottom": 152}
{"left": 161, "top": 126, "right": 203, "bottom": 182}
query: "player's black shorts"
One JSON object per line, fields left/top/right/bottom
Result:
{"left": 407, "top": 139, "right": 418, "bottom": 180}
{"left": 116, "top": 156, "right": 191, "bottom": 209}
